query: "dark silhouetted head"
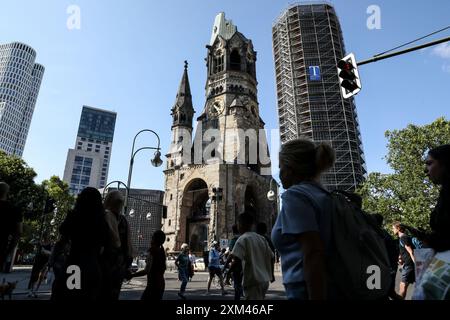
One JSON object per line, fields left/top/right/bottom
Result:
{"left": 238, "top": 212, "right": 254, "bottom": 234}
{"left": 74, "top": 187, "right": 104, "bottom": 217}
{"left": 152, "top": 230, "right": 166, "bottom": 247}
{"left": 371, "top": 213, "right": 384, "bottom": 227}
{"left": 256, "top": 222, "right": 268, "bottom": 235}
{"left": 427, "top": 144, "right": 450, "bottom": 186}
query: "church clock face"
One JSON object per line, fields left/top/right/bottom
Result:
{"left": 207, "top": 101, "right": 224, "bottom": 117}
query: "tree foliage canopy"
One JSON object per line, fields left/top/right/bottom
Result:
{"left": 0, "top": 151, "right": 44, "bottom": 218}
{"left": 358, "top": 117, "right": 450, "bottom": 230}
{"left": 0, "top": 151, "right": 75, "bottom": 254}
{"left": 41, "top": 175, "right": 75, "bottom": 238}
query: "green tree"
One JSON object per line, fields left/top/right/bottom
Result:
{"left": 0, "top": 151, "right": 45, "bottom": 255}
{"left": 41, "top": 176, "right": 75, "bottom": 239}
{"left": 0, "top": 152, "right": 75, "bottom": 254}
{"left": 0, "top": 151, "right": 45, "bottom": 219}
{"left": 358, "top": 118, "right": 450, "bottom": 230}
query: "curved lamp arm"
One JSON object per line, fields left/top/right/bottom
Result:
{"left": 102, "top": 180, "right": 129, "bottom": 198}
{"left": 125, "top": 129, "right": 162, "bottom": 219}
{"left": 131, "top": 129, "right": 161, "bottom": 158}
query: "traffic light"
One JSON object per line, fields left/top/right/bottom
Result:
{"left": 337, "top": 53, "right": 361, "bottom": 99}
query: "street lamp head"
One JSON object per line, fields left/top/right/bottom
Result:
{"left": 151, "top": 150, "right": 163, "bottom": 167}
{"left": 267, "top": 190, "right": 276, "bottom": 201}
{"left": 146, "top": 212, "right": 152, "bottom": 220}
{"left": 129, "top": 209, "right": 135, "bottom": 218}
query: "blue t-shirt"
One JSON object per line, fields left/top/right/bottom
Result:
{"left": 209, "top": 248, "right": 221, "bottom": 268}
{"left": 271, "top": 182, "right": 332, "bottom": 285}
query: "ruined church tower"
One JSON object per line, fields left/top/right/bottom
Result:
{"left": 162, "top": 13, "right": 275, "bottom": 253}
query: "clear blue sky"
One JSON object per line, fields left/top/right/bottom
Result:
{"left": 1, "top": 0, "right": 449, "bottom": 190}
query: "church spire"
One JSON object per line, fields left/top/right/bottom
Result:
{"left": 171, "top": 61, "right": 194, "bottom": 128}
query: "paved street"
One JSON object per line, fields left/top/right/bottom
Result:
{"left": 2, "top": 265, "right": 412, "bottom": 300}
{"left": 1, "top": 266, "right": 286, "bottom": 300}
{"left": 119, "top": 270, "right": 286, "bottom": 300}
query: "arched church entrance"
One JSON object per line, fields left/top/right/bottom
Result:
{"left": 181, "top": 178, "right": 210, "bottom": 254}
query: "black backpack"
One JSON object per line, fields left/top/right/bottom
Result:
{"left": 324, "top": 190, "right": 392, "bottom": 300}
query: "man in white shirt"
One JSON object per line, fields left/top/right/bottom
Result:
{"left": 230, "top": 212, "right": 273, "bottom": 300}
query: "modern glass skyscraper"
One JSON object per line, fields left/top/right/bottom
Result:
{"left": 0, "top": 42, "right": 44, "bottom": 157}
{"left": 272, "top": 3, "right": 366, "bottom": 191}
{"left": 63, "top": 106, "right": 117, "bottom": 194}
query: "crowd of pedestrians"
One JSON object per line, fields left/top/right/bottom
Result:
{"left": 0, "top": 141, "right": 449, "bottom": 300}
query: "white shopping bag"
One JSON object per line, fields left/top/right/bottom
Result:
{"left": 412, "top": 250, "right": 450, "bottom": 300}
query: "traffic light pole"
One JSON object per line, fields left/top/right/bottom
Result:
{"left": 357, "top": 36, "right": 450, "bottom": 66}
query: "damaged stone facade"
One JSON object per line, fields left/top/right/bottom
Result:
{"left": 162, "top": 13, "right": 276, "bottom": 254}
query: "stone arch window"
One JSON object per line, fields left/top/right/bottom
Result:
{"left": 214, "top": 51, "right": 224, "bottom": 74}
{"left": 173, "top": 113, "right": 178, "bottom": 121}
{"left": 230, "top": 49, "right": 241, "bottom": 71}
{"left": 180, "top": 113, "right": 186, "bottom": 122}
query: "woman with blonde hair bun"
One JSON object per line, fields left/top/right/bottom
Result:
{"left": 271, "top": 139, "right": 336, "bottom": 300}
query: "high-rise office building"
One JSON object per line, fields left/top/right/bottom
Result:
{"left": 63, "top": 106, "right": 117, "bottom": 194}
{"left": 272, "top": 3, "right": 366, "bottom": 191}
{"left": 0, "top": 42, "right": 44, "bottom": 156}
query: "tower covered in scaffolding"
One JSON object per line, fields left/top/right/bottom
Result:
{"left": 272, "top": 2, "right": 366, "bottom": 191}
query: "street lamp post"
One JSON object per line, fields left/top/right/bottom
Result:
{"left": 124, "top": 129, "right": 163, "bottom": 216}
